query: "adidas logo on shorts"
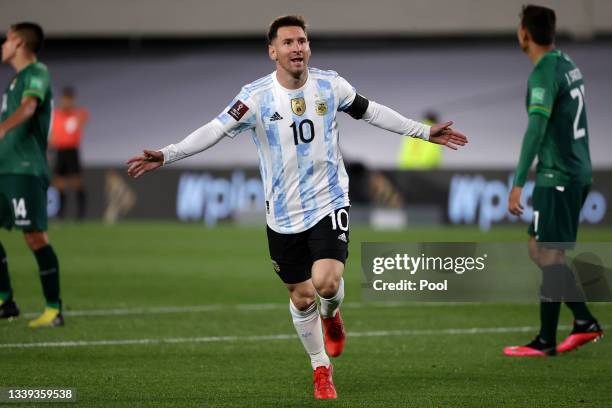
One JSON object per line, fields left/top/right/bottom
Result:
{"left": 337, "top": 233, "right": 347, "bottom": 243}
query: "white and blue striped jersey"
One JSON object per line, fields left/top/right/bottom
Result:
{"left": 214, "top": 68, "right": 357, "bottom": 234}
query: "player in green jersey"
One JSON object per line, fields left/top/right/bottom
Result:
{"left": 504, "top": 5, "right": 602, "bottom": 357}
{"left": 0, "top": 22, "right": 63, "bottom": 328}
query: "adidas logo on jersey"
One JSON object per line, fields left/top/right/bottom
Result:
{"left": 337, "top": 233, "right": 347, "bottom": 243}
{"left": 269, "top": 112, "right": 283, "bottom": 121}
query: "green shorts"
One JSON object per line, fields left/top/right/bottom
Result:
{"left": 528, "top": 184, "right": 590, "bottom": 244}
{"left": 0, "top": 175, "right": 49, "bottom": 232}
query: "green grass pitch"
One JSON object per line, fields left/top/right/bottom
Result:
{"left": 1, "top": 223, "right": 611, "bottom": 407}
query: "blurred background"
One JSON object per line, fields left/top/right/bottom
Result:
{"left": 2, "top": 0, "right": 611, "bottom": 230}
{"left": 2, "top": 3, "right": 612, "bottom": 404}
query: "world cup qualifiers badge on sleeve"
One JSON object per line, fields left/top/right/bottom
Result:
{"left": 228, "top": 100, "right": 249, "bottom": 121}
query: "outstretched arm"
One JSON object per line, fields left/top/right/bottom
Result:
{"left": 128, "top": 87, "right": 256, "bottom": 179}
{"left": 126, "top": 119, "right": 226, "bottom": 178}
{"left": 361, "top": 100, "right": 430, "bottom": 140}
{"left": 344, "top": 96, "right": 468, "bottom": 149}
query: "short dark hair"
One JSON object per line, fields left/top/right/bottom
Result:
{"left": 11, "top": 22, "right": 44, "bottom": 54}
{"left": 520, "top": 5, "right": 556, "bottom": 46}
{"left": 62, "top": 86, "right": 76, "bottom": 98}
{"left": 267, "top": 15, "right": 307, "bottom": 44}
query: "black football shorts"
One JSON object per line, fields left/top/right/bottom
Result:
{"left": 267, "top": 206, "right": 350, "bottom": 284}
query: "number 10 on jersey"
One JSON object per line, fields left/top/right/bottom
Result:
{"left": 291, "top": 119, "right": 315, "bottom": 145}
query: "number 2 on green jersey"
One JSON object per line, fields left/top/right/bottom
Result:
{"left": 570, "top": 85, "right": 586, "bottom": 140}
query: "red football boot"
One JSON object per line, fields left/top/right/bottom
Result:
{"left": 503, "top": 336, "right": 556, "bottom": 357}
{"left": 322, "top": 311, "right": 346, "bottom": 357}
{"left": 313, "top": 365, "right": 337, "bottom": 400}
{"left": 557, "top": 321, "right": 603, "bottom": 353}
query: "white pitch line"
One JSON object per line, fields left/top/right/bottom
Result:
{"left": 0, "top": 325, "right": 574, "bottom": 349}
{"left": 21, "top": 301, "right": 485, "bottom": 319}
{"left": 23, "top": 304, "right": 226, "bottom": 318}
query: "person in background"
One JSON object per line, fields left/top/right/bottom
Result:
{"left": 50, "top": 86, "right": 89, "bottom": 219}
{"left": 397, "top": 111, "right": 442, "bottom": 169}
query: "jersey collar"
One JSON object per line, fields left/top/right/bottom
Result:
{"left": 272, "top": 70, "right": 310, "bottom": 93}
{"left": 535, "top": 49, "right": 560, "bottom": 68}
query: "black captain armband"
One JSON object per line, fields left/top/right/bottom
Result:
{"left": 342, "top": 94, "right": 369, "bottom": 119}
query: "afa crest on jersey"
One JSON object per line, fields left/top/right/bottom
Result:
{"left": 291, "top": 97, "right": 306, "bottom": 116}
{"left": 315, "top": 99, "right": 328, "bottom": 115}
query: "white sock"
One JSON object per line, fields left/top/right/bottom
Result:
{"left": 289, "top": 300, "right": 330, "bottom": 370}
{"left": 318, "top": 277, "right": 345, "bottom": 318}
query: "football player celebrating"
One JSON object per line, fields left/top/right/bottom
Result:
{"left": 128, "top": 15, "right": 467, "bottom": 399}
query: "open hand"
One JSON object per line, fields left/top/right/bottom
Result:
{"left": 126, "top": 150, "right": 164, "bottom": 178}
{"left": 428, "top": 121, "right": 468, "bottom": 150}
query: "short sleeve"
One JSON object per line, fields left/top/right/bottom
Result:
{"left": 335, "top": 75, "right": 357, "bottom": 111}
{"left": 214, "top": 88, "right": 257, "bottom": 138}
{"left": 22, "top": 66, "right": 50, "bottom": 102}
{"left": 527, "top": 59, "right": 558, "bottom": 118}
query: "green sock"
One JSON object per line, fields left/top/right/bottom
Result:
{"left": 0, "top": 242, "right": 13, "bottom": 302}
{"left": 33, "top": 245, "right": 61, "bottom": 310}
